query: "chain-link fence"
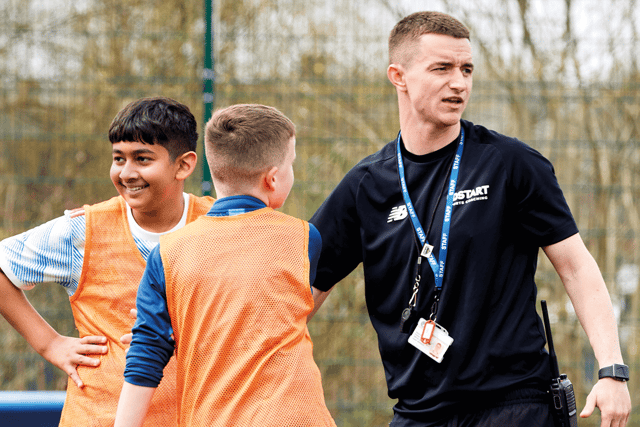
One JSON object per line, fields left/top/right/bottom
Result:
{"left": 1, "top": 0, "right": 639, "bottom": 426}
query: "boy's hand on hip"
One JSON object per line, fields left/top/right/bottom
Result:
{"left": 43, "top": 334, "right": 108, "bottom": 388}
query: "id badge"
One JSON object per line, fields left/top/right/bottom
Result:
{"left": 408, "top": 318, "right": 454, "bottom": 363}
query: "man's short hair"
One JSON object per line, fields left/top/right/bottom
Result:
{"left": 205, "top": 104, "right": 295, "bottom": 186}
{"left": 108, "top": 97, "right": 198, "bottom": 161}
{"left": 389, "top": 11, "right": 470, "bottom": 67}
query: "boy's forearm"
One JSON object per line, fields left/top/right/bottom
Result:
{"left": 114, "top": 382, "right": 156, "bottom": 427}
{"left": 0, "top": 270, "right": 108, "bottom": 388}
{"left": 0, "top": 270, "right": 60, "bottom": 355}
{"left": 308, "top": 286, "right": 332, "bottom": 322}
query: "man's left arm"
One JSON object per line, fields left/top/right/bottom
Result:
{"left": 543, "top": 233, "right": 631, "bottom": 427}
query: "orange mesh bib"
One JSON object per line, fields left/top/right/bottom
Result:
{"left": 161, "top": 209, "right": 335, "bottom": 427}
{"left": 59, "top": 195, "right": 213, "bottom": 427}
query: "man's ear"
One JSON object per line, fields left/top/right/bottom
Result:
{"left": 387, "top": 63, "right": 407, "bottom": 92}
{"left": 174, "top": 151, "right": 198, "bottom": 181}
{"left": 263, "top": 166, "right": 279, "bottom": 192}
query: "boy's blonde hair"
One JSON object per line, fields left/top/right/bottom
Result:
{"left": 205, "top": 104, "right": 295, "bottom": 186}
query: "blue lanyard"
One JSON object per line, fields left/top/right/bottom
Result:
{"left": 396, "top": 128, "right": 464, "bottom": 290}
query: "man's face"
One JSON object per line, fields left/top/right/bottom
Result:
{"left": 400, "top": 33, "right": 473, "bottom": 129}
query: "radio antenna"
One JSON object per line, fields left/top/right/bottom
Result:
{"left": 541, "top": 300, "right": 560, "bottom": 378}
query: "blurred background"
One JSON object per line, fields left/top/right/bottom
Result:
{"left": 0, "top": 0, "right": 639, "bottom": 425}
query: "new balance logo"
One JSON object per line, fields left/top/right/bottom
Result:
{"left": 388, "top": 205, "right": 408, "bottom": 223}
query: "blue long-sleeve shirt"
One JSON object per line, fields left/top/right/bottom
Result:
{"left": 124, "top": 196, "right": 322, "bottom": 387}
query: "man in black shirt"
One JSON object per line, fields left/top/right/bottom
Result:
{"left": 310, "top": 11, "right": 630, "bottom": 427}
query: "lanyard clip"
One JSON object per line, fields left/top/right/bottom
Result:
{"left": 421, "top": 243, "right": 434, "bottom": 258}
{"left": 408, "top": 257, "right": 422, "bottom": 308}
{"left": 429, "top": 288, "right": 441, "bottom": 321}
{"left": 401, "top": 257, "right": 423, "bottom": 333}
{"left": 408, "top": 274, "right": 421, "bottom": 308}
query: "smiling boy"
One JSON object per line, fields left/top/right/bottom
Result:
{"left": 0, "top": 97, "right": 213, "bottom": 426}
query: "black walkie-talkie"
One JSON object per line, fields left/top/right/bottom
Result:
{"left": 541, "top": 300, "right": 578, "bottom": 427}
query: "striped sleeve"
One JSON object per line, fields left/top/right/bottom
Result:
{"left": 0, "top": 211, "right": 86, "bottom": 296}
{"left": 132, "top": 235, "right": 159, "bottom": 262}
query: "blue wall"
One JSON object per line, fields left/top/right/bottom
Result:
{"left": 0, "top": 391, "right": 65, "bottom": 426}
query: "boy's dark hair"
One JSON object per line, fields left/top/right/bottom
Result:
{"left": 389, "top": 11, "right": 470, "bottom": 67}
{"left": 205, "top": 104, "right": 295, "bottom": 186}
{"left": 108, "top": 97, "right": 198, "bottom": 160}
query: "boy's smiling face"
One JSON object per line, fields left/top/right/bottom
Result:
{"left": 110, "top": 141, "right": 184, "bottom": 220}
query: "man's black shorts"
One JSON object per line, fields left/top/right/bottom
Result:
{"left": 389, "top": 388, "right": 555, "bottom": 427}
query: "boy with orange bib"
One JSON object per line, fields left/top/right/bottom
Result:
{"left": 114, "top": 104, "right": 336, "bottom": 427}
{"left": 0, "top": 97, "right": 214, "bottom": 426}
